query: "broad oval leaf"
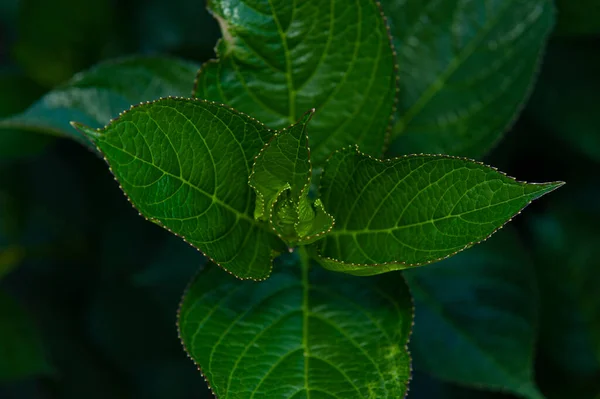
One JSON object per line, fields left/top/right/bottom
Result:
{"left": 194, "top": 0, "right": 396, "bottom": 164}
{"left": 384, "top": 0, "right": 554, "bottom": 157}
{"left": 0, "top": 56, "right": 199, "bottom": 148}
{"left": 74, "top": 97, "right": 283, "bottom": 280}
{"left": 405, "top": 227, "right": 543, "bottom": 399}
{"left": 312, "top": 146, "right": 562, "bottom": 275}
{"left": 178, "top": 253, "right": 413, "bottom": 399}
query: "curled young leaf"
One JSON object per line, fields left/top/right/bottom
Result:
{"left": 249, "top": 109, "right": 334, "bottom": 246}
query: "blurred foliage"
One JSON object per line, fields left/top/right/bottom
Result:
{"left": 554, "top": 0, "right": 600, "bottom": 36}
{"left": 0, "top": 0, "right": 599, "bottom": 398}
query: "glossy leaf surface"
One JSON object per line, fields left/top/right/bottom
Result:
{"left": 405, "top": 228, "right": 543, "bottom": 399}
{"left": 385, "top": 0, "right": 554, "bottom": 157}
{"left": 194, "top": 0, "right": 396, "bottom": 164}
{"left": 75, "top": 97, "right": 282, "bottom": 280}
{"left": 313, "top": 146, "right": 562, "bottom": 275}
{"left": 178, "top": 253, "right": 412, "bottom": 398}
{"left": 0, "top": 56, "right": 199, "bottom": 148}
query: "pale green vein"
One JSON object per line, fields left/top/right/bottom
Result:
{"left": 99, "top": 141, "right": 259, "bottom": 227}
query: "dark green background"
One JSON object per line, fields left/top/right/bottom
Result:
{"left": 1, "top": 0, "right": 598, "bottom": 398}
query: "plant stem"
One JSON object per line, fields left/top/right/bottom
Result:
{"left": 298, "top": 245, "right": 310, "bottom": 397}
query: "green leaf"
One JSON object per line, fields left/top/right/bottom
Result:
{"left": 249, "top": 109, "right": 334, "bottom": 245}
{"left": 0, "top": 290, "right": 53, "bottom": 381}
{"left": 178, "top": 250, "right": 413, "bottom": 399}
{"left": 312, "top": 146, "right": 562, "bottom": 275}
{"left": 74, "top": 97, "right": 283, "bottom": 280}
{"left": 249, "top": 110, "right": 313, "bottom": 221}
{"left": 405, "top": 227, "right": 543, "bottom": 399}
{"left": 384, "top": 0, "right": 554, "bottom": 157}
{"left": 194, "top": 0, "right": 396, "bottom": 164}
{"left": 292, "top": 197, "right": 335, "bottom": 245}
{"left": 0, "top": 56, "right": 199, "bottom": 148}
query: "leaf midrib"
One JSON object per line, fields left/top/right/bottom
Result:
{"left": 329, "top": 193, "right": 533, "bottom": 236}
{"left": 99, "top": 140, "right": 262, "bottom": 229}
{"left": 266, "top": 0, "right": 296, "bottom": 123}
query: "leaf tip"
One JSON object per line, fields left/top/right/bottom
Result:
{"left": 536, "top": 180, "right": 565, "bottom": 197}
{"left": 299, "top": 108, "right": 316, "bottom": 124}
{"left": 70, "top": 121, "right": 101, "bottom": 141}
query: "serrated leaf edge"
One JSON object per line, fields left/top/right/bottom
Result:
{"left": 249, "top": 108, "right": 335, "bottom": 246}
{"left": 193, "top": 0, "right": 399, "bottom": 160}
{"left": 294, "top": 199, "right": 336, "bottom": 245}
{"left": 71, "top": 96, "right": 279, "bottom": 282}
{"left": 313, "top": 144, "right": 564, "bottom": 272}
{"left": 176, "top": 262, "right": 417, "bottom": 399}
{"left": 177, "top": 266, "right": 219, "bottom": 399}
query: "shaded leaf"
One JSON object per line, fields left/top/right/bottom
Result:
{"left": 0, "top": 290, "right": 52, "bottom": 381}
{"left": 312, "top": 146, "right": 562, "bottom": 275}
{"left": 0, "top": 56, "right": 199, "bottom": 148}
{"left": 405, "top": 227, "right": 543, "bottom": 399}
{"left": 194, "top": 0, "right": 396, "bottom": 164}
{"left": 385, "top": 0, "right": 554, "bottom": 157}
{"left": 75, "top": 97, "right": 283, "bottom": 280}
{"left": 178, "top": 252, "right": 412, "bottom": 399}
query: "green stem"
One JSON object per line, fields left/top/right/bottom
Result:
{"left": 298, "top": 245, "right": 311, "bottom": 397}
{"left": 298, "top": 245, "right": 311, "bottom": 272}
